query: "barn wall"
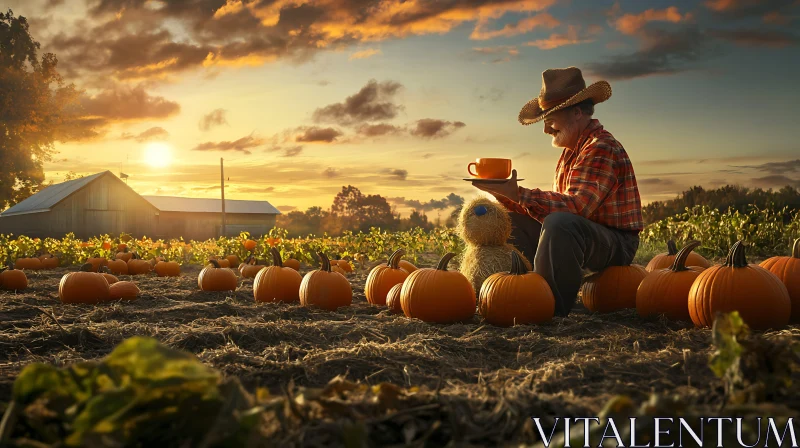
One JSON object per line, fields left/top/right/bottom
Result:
{"left": 0, "top": 211, "right": 52, "bottom": 238}
{"left": 155, "top": 212, "right": 277, "bottom": 241}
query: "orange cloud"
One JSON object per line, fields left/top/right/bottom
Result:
{"left": 349, "top": 48, "right": 382, "bottom": 60}
{"left": 524, "top": 25, "right": 602, "bottom": 50}
{"left": 470, "top": 12, "right": 559, "bottom": 40}
{"left": 614, "top": 6, "right": 690, "bottom": 35}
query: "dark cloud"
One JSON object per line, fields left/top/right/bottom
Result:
{"left": 385, "top": 169, "right": 408, "bottom": 180}
{"left": 356, "top": 123, "right": 404, "bottom": 137}
{"left": 294, "top": 126, "right": 343, "bottom": 143}
{"left": 422, "top": 153, "right": 434, "bottom": 159}
{"left": 312, "top": 79, "right": 404, "bottom": 126}
{"left": 120, "top": 126, "right": 169, "bottom": 142}
{"left": 740, "top": 159, "right": 800, "bottom": 174}
{"left": 266, "top": 144, "right": 304, "bottom": 157}
{"left": 390, "top": 193, "right": 464, "bottom": 211}
{"left": 199, "top": 108, "right": 229, "bottom": 131}
{"left": 323, "top": 167, "right": 340, "bottom": 178}
{"left": 639, "top": 177, "right": 677, "bottom": 186}
{"left": 708, "top": 28, "right": 800, "bottom": 47}
{"left": 80, "top": 85, "right": 181, "bottom": 121}
{"left": 191, "top": 135, "right": 265, "bottom": 154}
{"left": 277, "top": 205, "right": 297, "bottom": 212}
{"left": 704, "top": 0, "right": 797, "bottom": 20}
{"left": 409, "top": 119, "right": 466, "bottom": 139}
{"left": 585, "top": 24, "right": 719, "bottom": 80}
{"left": 751, "top": 174, "right": 800, "bottom": 187}
{"left": 234, "top": 186, "right": 276, "bottom": 194}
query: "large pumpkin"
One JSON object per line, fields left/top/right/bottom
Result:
{"left": 636, "top": 240, "right": 705, "bottom": 321}
{"left": 0, "top": 263, "right": 28, "bottom": 291}
{"left": 254, "top": 247, "right": 302, "bottom": 303}
{"left": 127, "top": 253, "right": 151, "bottom": 275}
{"left": 198, "top": 260, "right": 238, "bottom": 291}
{"left": 580, "top": 264, "right": 648, "bottom": 313}
{"left": 115, "top": 249, "right": 133, "bottom": 262}
{"left": 85, "top": 256, "right": 107, "bottom": 272}
{"left": 225, "top": 255, "right": 240, "bottom": 267}
{"left": 645, "top": 240, "right": 711, "bottom": 272}
{"left": 386, "top": 283, "right": 404, "bottom": 314}
{"left": 299, "top": 252, "right": 352, "bottom": 311}
{"left": 154, "top": 260, "right": 181, "bottom": 277}
{"left": 478, "top": 251, "right": 555, "bottom": 327}
{"left": 759, "top": 238, "right": 800, "bottom": 323}
{"left": 400, "top": 252, "right": 475, "bottom": 323}
{"left": 283, "top": 257, "right": 301, "bottom": 271}
{"left": 365, "top": 249, "right": 409, "bottom": 306}
{"left": 40, "top": 255, "right": 60, "bottom": 269}
{"left": 239, "top": 256, "right": 266, "bottom": 279}
{"left": 106, "top": 258, "right": 129, "bottom": 275}
{"left": 688, "top": 240, "right": 790, "bottom": 330}
{"left": 14, "top": 257, "right": 42, "bottom": 271}
{"left": 109, "top": 281, "right": 140, "bottom": 300}
{"left": 59, "top": 263, "right": 111, "bottom": 304}
{"left": 398, "top": 260, "right": 417, "bottom": 273}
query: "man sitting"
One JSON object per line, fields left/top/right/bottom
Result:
{"left": 472, "top": 66, "right": 643, "bottom": 317}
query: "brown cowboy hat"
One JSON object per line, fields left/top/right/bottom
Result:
{"left": 518, "top": 67, "right": 611, "bottom": 125}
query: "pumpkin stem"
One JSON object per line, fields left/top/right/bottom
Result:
{"left": 318, "top": 252, "right": 332, "bottom": 272}
{"left": 388, "top": 249, "right": 406, "bottom": 269}
{"left": 209, "top": 259, "right": 221, "bottom": 268}
{"left": 6, "top": 261, "right": 14, "bottom": 270}
{"left": 666, "top": 240, "right": 678, "bottom": 256}
{"left": 509, "top": 251, "right": 529, "bottom": 275}
{"left": 80, "top": 263, "right": 94, "bottom": 272}
{"left": 723, "top": 240, "right": 748, "bottom": 268}
{"left": 669, "top": 240, "right": 701, "bottom": 272}
{"left": 792, "top": 238, "right": 800, "bottom": 259}
{"left": 270, "top": 247, "right": 284, "bottom": 268}
{"left": 436, "top": 252, "right": 456, "bottom": 271}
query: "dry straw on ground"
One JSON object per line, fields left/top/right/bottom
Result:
{"left": 1, "top": 261, "right": 798, "bottom": 446}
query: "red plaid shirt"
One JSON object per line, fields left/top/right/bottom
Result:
{"left": 498, "top": 119, "right": 644, "bottom": 232}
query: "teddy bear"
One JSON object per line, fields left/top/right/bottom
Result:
{"left": 456, "top": 196, "right": 533, "bottom": 297}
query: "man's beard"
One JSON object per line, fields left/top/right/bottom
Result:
{"left": 549, "top": 121, "right": 579, "bottom": 149}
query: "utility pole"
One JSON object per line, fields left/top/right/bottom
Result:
{"left": 220, "top": 157, "right": 226, "bottom": 237}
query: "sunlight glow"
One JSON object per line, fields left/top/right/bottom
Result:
{"left": 143, "top": 142, "right": 173, "bottom": 168}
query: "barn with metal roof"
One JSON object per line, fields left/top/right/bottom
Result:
{"left": 0, "top": 171, "right": 281, "bottom": 240}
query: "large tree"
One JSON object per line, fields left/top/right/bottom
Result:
{"left": 0, "top": 9, "right": 84, "bottom": 210}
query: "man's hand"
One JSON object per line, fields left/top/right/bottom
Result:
{"left": 471, "top": 169, "right": 521, "bottom": 202}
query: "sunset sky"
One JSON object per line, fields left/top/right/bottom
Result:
{"left": 7, "top": 0, "right": 800, "bottom": 217}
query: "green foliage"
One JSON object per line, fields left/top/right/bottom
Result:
{"left": 640, "top": 205, "right": 800, "bottom": 258}
{"left": 3, "top": 337, "right": 263, "bottom": 447}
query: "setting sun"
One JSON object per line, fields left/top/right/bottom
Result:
{"left": 143, "top": 142, "right": 172, "bottom": 168}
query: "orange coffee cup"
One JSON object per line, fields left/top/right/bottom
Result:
{"left": 467, "top": 158, "right": 512, "bottom": 179}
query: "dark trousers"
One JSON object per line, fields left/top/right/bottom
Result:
{"left": 508, "top": 212, "right": 639, "bottom": 317}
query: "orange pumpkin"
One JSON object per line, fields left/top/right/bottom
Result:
{"left": 59, "top": 263, "right": 111, "bottom": 304}
{"left": 0, "top": 263, "right": 28, "bottom": 291}
{"left": 99, "top": 266, "right": 119, "bottom": 285}
{"left": 580, "top": 264, "right": 648, "bottom": 313}
{"left": 478, "top": 251, "right": 555, "bottom": 327}
{"left": 117, "top": 243, "right": 128, "bottom": 252}
{"left": 365, "top": 249, "right": 409, "bottom": 306}
{"left": 283, "top": 257, "right": 301, "bottom": 271}
{"left": 226, "top": 255, "right": 240, "bottom": 267}
{"left": 336, "top": 259, "right": 353, "bottom": 273}
{"left": 115, "top": 249, "right": 133, "bottom": 262}
{"left": 109, "top": 281, "right": 140, "bottom": 300}
{"left": 85, "top": 257, "right": 107, "bottom": 272}
{"left": 40, "top": 255, "right": 60, "bottom": 269}
{"left": 299, "top": 252, "right": 352, "bottom": 311}
{"left": 198, "top": 260, "right": 238, "bottom": 291}
{"left": 239, "top": 256, "right": 266, "bottom": 279}
{"left": 759, "top": 238, "right": 800, "bottom": 323}
{"left": 14, "top": 257, "right": 42, "bottom": 271}
{"left": 386, "top": 283, "right": 404, "bottom": 314}
{"left": 154, "top": 260, "right": 181, "bottom": 277}
{"left": 400, "top": 252, "right": 475, "bottom": 323}
{"left": 636, "top": 241, "right": 705, "bottom": 321}
{"left": 646, "top": 240, "right": 711, "bottom": 272}
{"left": 149, "top": 256, "right": 165, "bottom": 268}
{"left": 688, "top": 241, "right": 790, "bottom": 330}
{"left": 331, "top": 264, "right": 347, "bottom": 275}
{"left": 106, "top": 259, "right": 129, "bottom": 275}
{"left": 254, "top": 247, "right": 303, "bottom": 303}
{"left": 127, "top": 254, "right": 151, "bottom": 275}
{"left": 211, "top": 257, "right": 231, "bottom": 268}
{"left": 398, "top": 260, "right": 417, "bottom": 273}
{"left": 244, "top": 239, "right": 257, "bottom": 251}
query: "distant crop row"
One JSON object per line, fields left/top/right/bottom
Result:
{"left": 1, "top": 206, "right": 798, "bottom": 266}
